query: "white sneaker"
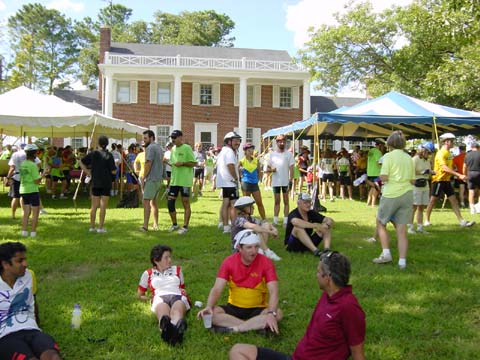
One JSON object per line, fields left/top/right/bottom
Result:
{"left": 407, "top": 228, "right": 416, "bottom": 235}
{"left": 223, "top": 225, "right": 231, "bottom": 234}
{"left": 423, "top": 221, "right": 432, "bottom": 227}
{"left": 475, "top": 203, "right": 480, "bottom": 213}
{"left": 169, "top": 225, "right": 179, "bottom": 232}
{"left": 373, "top": 253, "right": 393, "bottom": 264}
{"left": 40, "top": 209, "right": 48, "bottom": 215}
{"left": 21, "top": 230, "right": 28, "bottom": 237}
{"left": 89, "top": 228, "right": 96, "bottom": 232}
{"left": 470, "top": 206, "right": 476, "bottom": 215}
{"left": 416, "top": 227, "right": 429, "bottom": 234}
{"left": 460, "top": 220, "right": 475, "bottom": 227}
{"left": 59, "top": 194, "right": 67, "bottom": 199}
{"left": 110, "top": 190, "right": 115, "bottom": 196}
{"left": 96, "top": 228, "right": 107, "bottom": 233}
{"left": 177, "top": 227, "right": 188, "bottom": 235}
{"left": 218, "top": 222, "right": 224, "bottom": 230}
{"left": 264, "top": 249, "right": 281, "bottom": 261}
{"left": 365, "top": 237, "right": 377, "bottom": 243}
{"left": 30, "top": 232, "right": 37, "bottom": 237}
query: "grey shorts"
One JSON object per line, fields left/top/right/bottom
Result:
{"left": 143, "top": 180, "right": 162, "bottom": 200}
{"left": 377, "top": 190, "right": 413, "bottom": 225}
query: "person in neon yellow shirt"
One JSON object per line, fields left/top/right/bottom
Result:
{"left": 424, "top": 133, "right": 475, "bottom": 228}
{"left": 372, "top": 131, "right": 414, "bottom": 269}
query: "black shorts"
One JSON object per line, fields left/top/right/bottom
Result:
{"left": 285, "top": 233, "right": 322, "bottom": 252}
{"left": 0, "top": 329, "right": 60, "bottom": 360}
{"left": 220, "top": 303, "right": 265, "bottom": 320}
{"left": 194, "top": 168, "right": 204, "bottom": 179}
{"left": 467, "top": 171, "right": 480, "bottom": 190}
{"left": 338, "top": 172, "right": 351, "bottom": 186}
{"left": 322, "top": 173, "right": 335, "bottom": 182}
{"left": 92, "top": 187, "right": 111, "bottom": 197}
{"left": 166, "top": 171, "right": 171, "bottom": 179}
{"left": 222, "top": 187, "right": 239, "bottom": 200}
{"left": 256, "top": 347, "right": 292, "bottom": 360}
{"left": 272, "top": 186, "right": 288, "bottom": 194}
{"left": 21, "top": 192, "right": 40, "bottom": 206}
{"left": 168, "top": 185, "right": 191, "bottom": 198}
{"left": 241, "top": 182, "right": 260, "bottom": 193}
{"left": 8, "top": 179, "right": 20, "bottom": 198}
{"left": 431, "top": 181, "right": 455, "bottom": 197}
{"left": 454, "top": 178, "right": 466, "bottom": 188}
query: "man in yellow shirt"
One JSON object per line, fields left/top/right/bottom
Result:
{"left": 425, "top": 133, "right": 474, "bottom": 227}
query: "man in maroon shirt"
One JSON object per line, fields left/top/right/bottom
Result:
{"left": 229, "top": 251, "right": 365, "bottom": 360}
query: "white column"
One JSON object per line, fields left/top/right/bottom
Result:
{"left": 173, "top": 74, "right": 182, "bottom": 130}
{"left": 303, "top": 79, "right": 311, "bottom": 120}
{"left": 104, "top": 73, "right": 113, "bottom": 117}
{"left": 238, "top": 76, "right": 248, "bottom": 157}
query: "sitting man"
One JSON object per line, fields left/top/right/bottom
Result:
{"left": 229, "top": 251, "right": 366, "bottom": 360}
{"left": 0, "top": 242, "right": 62, "bottom": 360}
{"left": 284, "top": 193, "right": 334, "bottom": 256}
{"left": 197, "top": 230, "right": 282, "bottom": 333}
{"left": 231, "top": 196, "right": 281, "bottom": 261}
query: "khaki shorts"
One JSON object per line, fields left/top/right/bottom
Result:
{"left": 143, "top": 180, "right": 162, "bottom": 200}
{"left": 413, "top": 188, "right": 430, "bottom": 206}
{"left": 377, "top": 190, "right": 413, "bottom": 225}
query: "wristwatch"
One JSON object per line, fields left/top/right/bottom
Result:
{"left": 267, "top": 311, "right": 277, "bottom": 317}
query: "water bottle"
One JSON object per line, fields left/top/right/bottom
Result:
{"left": 71, "top": 304, "right": 82, "bottom": 329}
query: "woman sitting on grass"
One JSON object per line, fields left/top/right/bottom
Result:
{"left": 137, "top": 245, "right": 190, "bottom": 346}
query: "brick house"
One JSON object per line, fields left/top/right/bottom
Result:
{"left": 98, "top": 27, "right": 310, "bottom": 150}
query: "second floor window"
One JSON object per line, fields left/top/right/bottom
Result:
{"left": 279, "top": 87, "right": 292, "bottom": 108}
{"left": 157, "top": 83, "right": 171, "bottom": 104}
{"left": 200, "top": 85, "right": 213, "bottom": 105}
{"left": 117, "top": 81, "right": 130, "bottom": 103}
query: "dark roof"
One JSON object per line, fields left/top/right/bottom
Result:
{"left": 310, "top": 95, "right": 365, "bottom": 113}
{"left": 54, "top": 89, "right": 101, "bottom": 111}
{"left": 109, "top": 42, "right": 292, "bottom": 61}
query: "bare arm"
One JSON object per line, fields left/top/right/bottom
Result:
{"left": 227, "top": 163, "right": 238, "bottom": 181}
{"left": 197, "top": 278, "right": 227, "bottom": 318}
{"left": 143, "top": 160, "right": 152, "bottom": 179}
{"left": 79, "top": 160, "right": 91, "bottom": 177}
{"left": 137, "top": 288, "right": 149, "bottom": 302}
{"left": 350, "top": 343, "right": 365, "bottom": 360}
{"left": 265, "top": 281, "right": 280, "bottom": 334}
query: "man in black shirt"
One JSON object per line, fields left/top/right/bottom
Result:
{"left": 284, "top": 193, "right": 334, "bottom": 256}
{"left": 80, "top": 136, "right": 116, "bottom": 233}
{"left": 464, "top": 142, "right": 480, "bottom": 214}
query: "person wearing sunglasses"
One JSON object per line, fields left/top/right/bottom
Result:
{"left": 229, "top": 251, "right": 365, "bottom": 360}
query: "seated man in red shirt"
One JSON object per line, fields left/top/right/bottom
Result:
{"left": 197, "top": 230, "right": 282, "bottom": 333}
{"left": 229, "top": 251, "right": 365, "bottom": 360}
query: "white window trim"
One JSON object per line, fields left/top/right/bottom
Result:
{"left": 195, "top": 122, "right": 218, "bottom": 147}
{"left": 193, "top": 82, "right": 220, "bottom": 106}
{"left": 234, "top": 84, "right": 262, "bottom": 108}
{"left": 234, "top": 126, "right": 261, "bottom": 150}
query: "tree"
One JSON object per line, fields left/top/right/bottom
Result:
{"left": 7, "top": 3, "right": 77, "bottom": 93}
{"left": 150, "top": 10, "right": 235, "bottom": 47}
{"left": 299, "top": 0, "right": 480, "bottom": 110}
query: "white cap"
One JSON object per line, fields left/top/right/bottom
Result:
{"left": 24, "top": 144, "right": 38, "bottom": 151}
{"left": 439, "top": 133, "right": 455, "bottom": 141}
{"left": 234, "top": 196, "right": 255, "bottom": 209}
{"left": 233, "top": 229, "right": 260, "bottom": 248}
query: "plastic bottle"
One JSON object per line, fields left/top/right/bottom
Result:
{"left": 71, "top": 304, "right": 82, "bottom": 329}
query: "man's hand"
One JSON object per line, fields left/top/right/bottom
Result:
{"left": 264, "top": 313, "right": 279, "bottom": 334}
{"left": 197, "top": 306, "right": 213, "bottom": 319}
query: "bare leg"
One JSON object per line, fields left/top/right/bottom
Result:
{"left": 396, "top": 224, "right": 408, "bottom": 259}
{"left": 221, "top": 197, "right": 230, "bottom": 225}
{"left": 151, "top": 198, "right": 159, "bottom": 229}
{"left": 143, "top": 198, "right": 152, "bottom": 229}
{"left": 229, "top": 344, "right": 258, "bottom": 360}
{"left": 22, "top": 204, "right": 31, "bottom": 232}
{"left": 291, "top": 227, "right": 319, "bottom": 252}
{"left": 170, "top": 300, "right": 187, "bottom": 325}
{"left": 425, "top": 195, "right": 437, "bottom": 223}
{"left": 11, "top": 197, "right": 20, "bottom": 219}
{"left": 90, "top": 195, "right": 100, "bottom": 228}
{"left": 273, "top": 193, "right": 280, "bottom": 218}
{"left": 30, "top": 205, "right": 40, "bottom": 232}
{"left": 282, "top": 191, "right": 289, "bottom": 218}
{"left": 448, "top": 195, "right": 464, "bottom": 221}
{"left": 251, "top": 191, "right": 266, "bottom": 220}
{"left": 98, "top": 195, "right": 109, "bottom": 229}
{"left": 181, "top": 197, "right": 191, "bottom": 227}
{"left": 376, "top": 219, "right": 390, "bottom": 250}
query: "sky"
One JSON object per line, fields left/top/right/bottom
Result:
{"left": 0, "top": 0, "right": 414, "bottom": 95}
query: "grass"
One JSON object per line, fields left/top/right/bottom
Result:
{"left": 1, "top": 183, "right": 479, "bottom": 360}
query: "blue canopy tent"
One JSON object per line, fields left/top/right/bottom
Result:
{"left": 263, "top": 91, "right": 480, "bottom": 141}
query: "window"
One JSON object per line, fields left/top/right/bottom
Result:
{"left": 117, "top": 81, "right": 130, "bottom": 103}
{"left": 71, "top": 138, "right": 84, "bottom": 149}
{"left": 246, "top": 128, "right": 253, "bottom": 143}
{"left": 200, "top": 85, "right": 213, "bottom": 105}
{"left": 279, "top": 87, "right": 292, "bottom": 108}
{"left": 157, "top": 83, "right": 171, "bottom": 104}
{"left": 247, "top": 86, "right": 254, "bottom": 107}
{"left": 155, "top": 125, "right": 171, "bottom": 148}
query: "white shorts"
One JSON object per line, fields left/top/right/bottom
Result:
{"left": 413, "top": 188, "right": 430, "bottom": 206}
{"left": 151, "top": 294, "right": 190, "bottom": 313}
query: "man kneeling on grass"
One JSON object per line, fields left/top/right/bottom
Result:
{"left": 137, "top": 245, "right": 189, "bottom": 345}
{"left": 284, "top": 193, "right": 334, "bottom": 256}
{"left": 0, "top": 242, "right": 62, "bottom": 360}
{"left": 229, "top": 251, "right": 366, "bottom": 360}
{"left": 197, "top": 231, "right": 282, "bottom": 334}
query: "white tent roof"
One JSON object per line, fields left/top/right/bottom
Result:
{"left": 0, "top": 86, "right": 147, "bottom": 138}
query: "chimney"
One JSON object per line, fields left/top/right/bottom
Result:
{"left": 98, "top": 27, "right": 111, "bottom": 103}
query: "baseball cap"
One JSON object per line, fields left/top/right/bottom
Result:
{"left": 298, "top": 193, "right": 312, "bottom": 202}
{"left": 24, "top": 144, "right": 38, "bottom": 151}
{"left": 439, "top": 133, "right": 455, "bottom": 141}
{"left": 233, "top": 229, "right": 260, "bottom": 248}
{"left": 243, "top": 143, "right": 255, "bottom": 151}
{"left": 170, "top": 130, "right": 183, "bottom": 138}
{"left": 374, "top": 138, "right": 386, "bottom": 144}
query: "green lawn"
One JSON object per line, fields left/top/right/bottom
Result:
{"left": 1, "top": 184, "right": 479, "bottom": 360}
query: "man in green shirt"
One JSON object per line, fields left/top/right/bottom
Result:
{"left": 167, "top": 130, "right": 197, "bottom": 234}
{"left": 366, "top": 138, "right": 385, "bottom": 207}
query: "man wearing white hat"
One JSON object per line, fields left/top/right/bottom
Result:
{"left": 197, "top": 230, "right": 282, "bottom": 334}
{"left": 425, "top": 133, "right": 474, "bottom": 227}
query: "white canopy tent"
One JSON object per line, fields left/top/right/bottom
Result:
{"left": 0, "top": 86, "right": 147, "bottom": 139}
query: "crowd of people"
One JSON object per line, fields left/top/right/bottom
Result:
{"left": 1, "top": 128, "right": 480, "bottom": 359}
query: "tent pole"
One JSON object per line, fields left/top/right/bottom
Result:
{"left": 120, "top": 129, "right": 124, "bottom": 198}
{"left": 51, "top": 126, "right": 54, "bottom": 145}
{"left": 432, "top": 116, "right": 440, "bottom": 147}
